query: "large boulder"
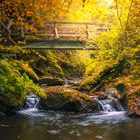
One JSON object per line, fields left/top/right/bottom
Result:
{"left": 40, "top": 86, "right": 98, "bottom": 113}
{"left": 39, "top": 77, "right": 65, "bottom": 86}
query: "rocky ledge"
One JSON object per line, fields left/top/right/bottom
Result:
{"left": 40, "top": 86, "right": 98, "bottom": 113}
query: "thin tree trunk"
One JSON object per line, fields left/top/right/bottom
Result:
{"left": 0, "top": 21, "right": 16, "bottom": 45}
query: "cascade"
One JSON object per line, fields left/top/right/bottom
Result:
{"left": 93, "top": 97, "right": 124, "bottom": 112}
{"left": 23, "top": 94, "right": 40, "bottom": 109}
{"left": 22, "top": 93, "right": 124, "bottom": 112}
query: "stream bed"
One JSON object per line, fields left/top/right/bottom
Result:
{"left": 0, "top": 109, "right": 140, "bottom": 140}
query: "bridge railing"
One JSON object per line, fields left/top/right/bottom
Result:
{"left": 2, "top": 21, "right": 109, "bottom": 42}
{"left": 25, "top": 22, "right": 108, "bottom": 41}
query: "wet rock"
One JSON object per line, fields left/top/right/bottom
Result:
{"left": 90, "top": 87, "right": 120, "bottom": 100}
{"left": 40, "top": 86, "right": 98, "bottom": 113}
{"left": 95, "top": 135, "right": 103, "bottom": 139}
{"left": 39, "top": 77, "right": 65, "bottom": 86}
{"left": 98, "top": 94, "right": 108, "bottom": 100}
{"left": 105, "top": 88, "right": 120, "bottom": 98}
{"left": 48, "top": 130, "right": 60, "bottom": 135}
{"left": 126, "top": 108, "right": 140, "bottom": 117}
{"left": 127, "top": 101, "right": 140, "bottom": 117}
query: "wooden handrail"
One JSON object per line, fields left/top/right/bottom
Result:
{"left": 45, "top": 21, "right": 96, "bottom": 25}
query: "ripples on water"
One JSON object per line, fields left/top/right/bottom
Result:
{"left": 0, "top": 109, "right": 140, "bottom": 140}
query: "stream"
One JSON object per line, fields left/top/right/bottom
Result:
{"left": 0, "top": 81, "right": 140, "bottom": 140}
{"left": 1, "top": 109, "right": 140, "bottom": 140}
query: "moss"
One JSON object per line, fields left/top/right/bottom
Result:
{"left": 11, "top": 60, "right": 39, "bottom": 82}
{"left": 0, "top": 45, "right": 87, "bottom": 79}
{"left": 0, "top": 45, "right": 89, "bottom": 114}
{"left": 39, "top": 76, "right": 64, "bottom": 86}
{"left": 0, "top": 59, "right": 45, "bottom": 114}
{"left": 81, "top": 51, "right": 140, "bottom": 91}
{"left": 41, "top": 86, "right": 98, "bottom": 112}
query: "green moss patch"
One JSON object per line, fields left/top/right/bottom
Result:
{"left": 41, "top": 86, "right": 98, "bottom": 113}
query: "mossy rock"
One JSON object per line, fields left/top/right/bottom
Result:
{"left": 41, "top": 86, "right": 98, "bottom": 113}
{"left": 39, "top": 77, "right": 65, "bottom": 86}
{"left": 11, "top": 60, "right": 39, "bottom": 82}
{"left": 0, "top": 59, "right": 44, "bottom": 115}
{"left": 127, "top": 87, "right": 140, "bottom": 117}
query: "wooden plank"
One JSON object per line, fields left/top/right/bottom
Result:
{"left": 57, "top": 26, "right": 88, "bottom": 29}
{"left": 36, "top": 34, "right": 86, "bottom": 37}
{"left": 36, "top": 26, "right": 95, "bottom": 29}
{"left": 59, "top": 34, "right": 86, "bottom": 37}
{"left": 35, "top": 34, "right": 55, "bottom": 36}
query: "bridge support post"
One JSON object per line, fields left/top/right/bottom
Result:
{"left": 86, "top": 24, "right": 92, "bottom": 40}
{"left": 54, "top": 23, "right": 59, "bottom": 39}
{"left": 86, "top": 24, "right": 89, "bottom": 40}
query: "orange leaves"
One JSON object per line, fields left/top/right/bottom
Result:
{"left": 26, "top": 11, "right": 33, "bottom": 17}
{"left": 127, "top": 87, "right": 140, "bottom": 114}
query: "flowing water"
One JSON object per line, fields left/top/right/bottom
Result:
{"left": 22, "top": 94, "right": 40, "bottom": 109}
{"left": 0, "top": 95, "right": 140, "bottom": 140}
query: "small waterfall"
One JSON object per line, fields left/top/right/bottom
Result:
{"left": 98, "top": 100, "right": 116, "bottom": 112}
{"left": 93, "top": 97, "right": 124, "bottom": 112}
{"left": 23, "top": 94, "right": 40, "bottom": 109}
{"left": 64, "top": 80, "right": 69, "bottom": 87}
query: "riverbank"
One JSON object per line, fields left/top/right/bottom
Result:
{"left": 0, "top": 45, "right": 90, "bottom": 116}
{"left": 0, "top": 44, "right": 139, "bottom": 117}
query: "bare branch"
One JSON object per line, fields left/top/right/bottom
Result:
{"left": 115, "top": 0, "right": 123, "bottom": 31}
{"left": 125, "top": 0, "right": 134, "bottom": 29}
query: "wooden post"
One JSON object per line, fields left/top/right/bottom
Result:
{"left": 86, "top": 24, "right": 92, "bottom": 40}
{"left": 86, "top": 24, "right": 89, "bottom": 40}
{"left": 54, "top": 23, "right": 59, "bottom": 39}
{"left": 21, "top": 27, "right": 25, "bottom": 38}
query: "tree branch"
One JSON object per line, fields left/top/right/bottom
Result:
{"left": 125, "top": 0, "right": 134, "bottom": 29}
{"left": 115, "top": 0, "right": 123, "bottom": 31}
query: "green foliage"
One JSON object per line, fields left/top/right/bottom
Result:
{"left": 81, "top": 18, "right": 140, "bottom": 91}
{"left": 0, "top": 45, "right": 88, "bottom": 114}
{"left": 0, "top": 59, "right": 44, "bottom": 111}
{"left": 11, "top": 60, "right": 39, "bottom": 82}
{"left": 54, "top": 50, "right": 89, "bottom": 78}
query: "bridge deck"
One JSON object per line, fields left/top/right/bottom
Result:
{"left": 25, "top": 40, "right": 97, "bottom": 50}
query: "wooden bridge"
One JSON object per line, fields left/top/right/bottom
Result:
{"left": 26, "top": 21, "right": 108, "bottom": 40}
{"left": 1, "top": 21, "right": 108, "bottom": 49}
{"left": 26, "top": 22, "right": 108, "bottom": 50}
